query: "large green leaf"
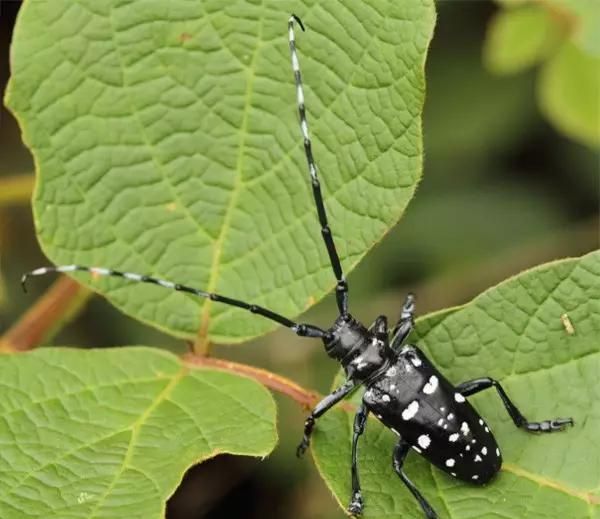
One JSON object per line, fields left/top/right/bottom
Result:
{"left": 0, "top": 347, "right": 277, "bottom": 519}
{"left": 5, "top": 0, "right": 435, "bottom": 343}
{"left": 312, "top": 250, "right": 600, "bottom": 518}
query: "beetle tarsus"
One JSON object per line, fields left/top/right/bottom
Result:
{"left": 296, "top": 439, "right": 309, "bottom": 458}
{"left": 347, "top": 492, "right": 363, "bottom": 516}
{"left": 525, "top": 417, "right": 574, "bottom": 432}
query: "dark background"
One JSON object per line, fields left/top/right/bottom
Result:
{"left": 1, "top": 1, "right": 597, "bottom": 518}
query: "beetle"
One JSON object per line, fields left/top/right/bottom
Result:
{"left": 22, "top": 14, "right": 574, "bottom": 519}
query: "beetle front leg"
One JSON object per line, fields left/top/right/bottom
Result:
{"left": 456, "top": 377, "right": 574, "bottom": 432}
{"left": 296, "top": 379, "right": 356, "bottom": 457}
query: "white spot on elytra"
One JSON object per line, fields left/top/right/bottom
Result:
{"left": 447, "top": 413, "right": 454, "bottom": 420}
{"left": 437, "top": 418, "right": 444, "bottom": 426}
{"left": 422, "top": 375, "right": 439, "bottom": 394}
{"left": 466, "top": 445, "right": 471, "bottom": 451}
{"left": 472, "top": 475, "right": 479, "bottom": 480}
{"left": 479, "top": 419, "right": 484, "bottom": 426}
{"left": 386, "top": 366, "right": 397, "bottom": 377}
{"left": 485, "top": 426, "right": 490, "bottom": 433}
{"left": 410, "top": 356, "right": 422, "bottom": 367}
{"left": 481, "top": 447, "right": 488, "bottom": 455}
{"left": 455, "top": 393, "right": 466, "bottom": 403}
{"left": 449, "top": 433, "right": 459, "bottom": 442}
{"left": 474, "top": 455, "right": 482, "bottom": 462}
{"left": 390, "top": 384, "right": 396, "bottom": 390}
{"left": 402, "top": 400, "right": 419, "bottom": 421}
{"left": 417, "top": 434, "right": 431, "bottom": 449}
{"left": 376, "top": 414, "right": 382, "bottom": 419}
{"left": 496, "top": 448, "right": 500, "bottom": 457}
{"left": 471, "top": 439, "right": 476, "bottom": 444}
{"left": 440, "top": 407, "right": 446, "bottom": 412}
{"left": 451, "top": 472, "right": 456, "bottom": 477}
{"left": 443, "top": 424, "right": 448, "bottom": 430}
{"left": 382, "top": 394, "right": 391, "bottom": 403}
{"left": 461, "top": 422, "right": 470, "bottom": 435}
{"left": 445, "top": 458, "right": 455, "bottom": 467}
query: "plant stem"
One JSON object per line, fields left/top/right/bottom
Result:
{"left": 0, "top": 277, "right": 91, "bottom": 352}
{"left": 0, "top": 174, "right": 35, "bottom": 207}
{"left": 183, "top": 353, "right": 355, "bottom": 412}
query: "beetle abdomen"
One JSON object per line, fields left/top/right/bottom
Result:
{"left": 363, "top": 345, "right": 502, "bottom": 484}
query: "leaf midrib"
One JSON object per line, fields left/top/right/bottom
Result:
{"left": 195, "top": 9, "right": 265, "bottom": 350}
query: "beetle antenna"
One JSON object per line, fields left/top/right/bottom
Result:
{"left": 21, "top": 265, "right": 331, "bottom": 340}
{"left": 288, "top": 14, "right": 349, "bottom": 316}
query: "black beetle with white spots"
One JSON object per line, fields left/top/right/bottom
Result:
{"left": 22, "top": 15, "right": 574, "bottom": 519}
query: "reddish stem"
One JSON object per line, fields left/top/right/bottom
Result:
{"left": 183, "top": 353, "right": 355, "bottom": 412}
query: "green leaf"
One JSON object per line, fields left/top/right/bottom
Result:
{"left": 484, "top": 4, "right": 563, "bottom": 74}
{"left": 5, "top": 0, "right": 436, "bottom": 343}
{"left": 538, "top": 41, "right": 600, "bottom": 148}
{"left": 546, "top": 0, "right": 600, "bottom": 56}
{"left": 0, "top": 347, "right": 277, "bottom": 519}
{"left": 312, "top": 250, "right": 600, "bottom": 518}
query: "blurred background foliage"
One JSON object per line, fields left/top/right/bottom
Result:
{"left": 484, "top": 0, "right": 600, "bottom": 147}
{"left": 0, "top": 1, "right": 597, "bottom": 518}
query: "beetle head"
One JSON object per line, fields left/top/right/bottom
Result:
{"left": 324, "top": 314, "right": 370, "bottom": 362}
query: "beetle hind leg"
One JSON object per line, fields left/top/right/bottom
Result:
{"left": 392, "top": 440, "right": 439, "bottom": 519}
{"left": 456, "top": 377, "right": 574, "bottom": 433}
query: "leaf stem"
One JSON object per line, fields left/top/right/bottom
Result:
{"left": 0, "top": 276, "right": 92, "bottom": 352}
{"left": 0, "top": 174, "right": 35, "bottom": 207}
{"left": 183, "top": 353, "right": 355, "bottom": 412}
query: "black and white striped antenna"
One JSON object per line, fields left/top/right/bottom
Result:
{"left": 288, "top": 14, "right": 349, "bottom": 316}
{"left": 21, "top": 265, "right": 330, "bottom": 339}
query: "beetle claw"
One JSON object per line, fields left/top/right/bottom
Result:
{"left": 347, "top": 493, "right": 363, "bottom": 516}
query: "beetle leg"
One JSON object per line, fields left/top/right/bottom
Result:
{"left": 456, "top": 377, "right": 574, "bottom": 432}
{"left": 368, "top": 315, "right": 388, "bottom": 341}
{"left": 296, "top": 379, "right": 356, "bottom": 457}
{"left": 392, "top": 440, "right": 438, "bottom": 519}
{"left": 347, "top": 402, "right": 369, "bottom": 516}
{"left": 391, "top": 293, "right": 415, "bottom": 350}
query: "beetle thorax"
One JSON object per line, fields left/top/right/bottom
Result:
{"left": 324, "top": 314, "right": 391, "bottom": 380}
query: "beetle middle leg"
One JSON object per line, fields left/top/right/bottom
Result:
{"left": 347, "top": 402, "right": 369, "bottom": 516}
{"left": 296, "top": 379, "right": 356, "bottom": 457}
{"left": 392, "top": 439, "right": 438, "bottom": 519}
{"left": 456, "top": 377, "right": 574, "bottom": 432}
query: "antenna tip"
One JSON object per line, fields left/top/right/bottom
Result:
{"left": 290, "top": 14, "right": 305, "bottom": 31}
{"left": 20, "top": 273, "right": 29, "bottom": 293}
